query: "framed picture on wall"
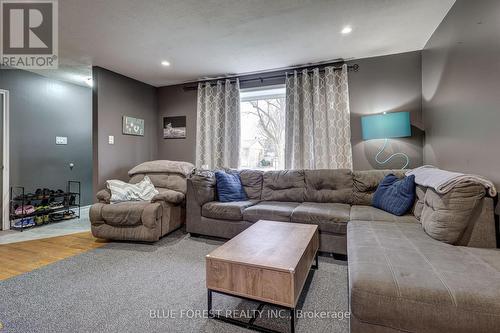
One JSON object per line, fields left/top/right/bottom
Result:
{"left": 123, "top": 116, "right": 145, "bottom": 136}
{"left": 163, "top": 116, "right": 186, "bottom": 139}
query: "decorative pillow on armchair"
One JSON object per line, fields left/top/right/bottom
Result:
{"left": 372, "top": 174, "right": 416, "bottom": 216}
{"left": 215, "top": 171, "right": 247, "bottom": 202}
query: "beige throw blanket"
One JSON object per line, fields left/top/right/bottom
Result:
{"left": 406, "top": 165, "right": 497, "bottom": 197}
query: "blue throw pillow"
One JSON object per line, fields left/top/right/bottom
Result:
{"left": 372, "top": 174, "right": 416, "bottom": 216}
{"left": 215, "top": 171, "right": 247, "bottom": 202}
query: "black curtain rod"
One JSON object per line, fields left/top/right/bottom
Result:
{"left": 182, "top": 63, "right": 359, "bottom": 91}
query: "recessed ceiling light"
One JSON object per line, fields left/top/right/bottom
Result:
{"left": 341, "top": 26, "right": 352, "bottom": 34}
{"left": 161, "top": 60, "right": 171, "bottom": 66}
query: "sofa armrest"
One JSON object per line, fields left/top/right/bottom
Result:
{"left": 96, "top": 189, "right": 111, "bottom": 204}
{"left": 89, "top": 203, "right": 106, "bottom": 226}
{"left": 151, "top": 189, "right": 184, "bottom": 204}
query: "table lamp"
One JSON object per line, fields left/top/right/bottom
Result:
{"left": 361, "top": 111, "right": 411, "bottom": 169}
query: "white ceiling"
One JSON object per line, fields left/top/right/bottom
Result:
{"left": 52, "top": 0, "right": 455, "bottom": 87}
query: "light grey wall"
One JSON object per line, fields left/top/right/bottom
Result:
{"left": 0, "top": 69, "right": 93, "bottom": 205}
{"left": 93, "top": 67, "right": 158, "bottom": 195}
{"left": 422, "top": 0, "right": 500, "bottom": 196}
{"left": 158, "top": 51, "right": 424, "bottom": 170}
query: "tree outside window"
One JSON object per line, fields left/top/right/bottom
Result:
{"left": 240, "top": 86, "right": 286, "bottom": 170}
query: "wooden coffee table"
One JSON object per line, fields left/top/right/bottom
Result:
{"left": 206, "top": 220, "right": 319, "bottom": 333}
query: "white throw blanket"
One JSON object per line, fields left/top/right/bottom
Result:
{"left": 106, "top": 176, "right": 159, "bottom": 203}
{"left": 406, "top": 165, "right": 497, "bottom": 197}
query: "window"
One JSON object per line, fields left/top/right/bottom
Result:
{"left": 239, "top": 85, "right": 286, "bottom": 170}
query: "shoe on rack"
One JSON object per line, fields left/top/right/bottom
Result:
{"left": 49, "top": 212, "right": 64, "bottom": 222}
{"left": 15, "top": 205, "right": 35, "bottom": 216}
{"left": 48, "top": 201, "right": 64, "bottom": 210}
{"left": 43, "top": 214, "right": 50, "bottom": 224}
{"left": 63, "top": 210, "right": 76, "bottom": 220}
{"left": 42, "top": 188, "right": 51, "bottom": 199}
{"left": 13, "top": 217, "right": 35, "bottom": 229}
{"left": 34, "top": 205, "right": 49, "bottom": 213}
{"left": 35, "top": 215, "right": 44, "bottom": 226}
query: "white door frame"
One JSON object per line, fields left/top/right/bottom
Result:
{"left": 0, "top": 89, "right": 9, "bottom": 230}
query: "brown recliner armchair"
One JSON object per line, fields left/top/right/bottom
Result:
{"left": 90, "top": 160, "right": 194, "bottom": 242}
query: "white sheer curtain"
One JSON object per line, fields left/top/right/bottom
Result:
{"left": 195, "top": 79, "right": 240, "bottom": 169}
{"left": 284, "top": 65, "right": 353, "bottom": 169}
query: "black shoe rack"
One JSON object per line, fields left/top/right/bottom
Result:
{"left": 9, "top": 181, "right": 81, "bottom": 231}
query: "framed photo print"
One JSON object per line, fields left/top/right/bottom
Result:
{"left": 163, "top": 116, "right": 186, "bottom": 139}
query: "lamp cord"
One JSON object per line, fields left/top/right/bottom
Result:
{"left": 375, "top": 138, "right": 409, "bottom": 169}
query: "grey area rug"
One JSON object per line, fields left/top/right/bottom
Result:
{"left": 0, "top": 230, "right": 349, "bottom": 333}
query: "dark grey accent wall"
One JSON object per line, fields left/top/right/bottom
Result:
{"left": 349, "top": 51, "right": 424, "bottom": 170}
{"left": 157, "top": 85, "right": 197, "bottom": 163}
{"left": 0, "top": 69, "right": 93, "bottom": 205}
{"left": 93, "top": 67, "right": 158, "bottom": 195}
{"left": 422, "top": 0, "right": 500, "bottom": 199}
{"left": 158, "top": 51, "right": 424, "bottom": 170}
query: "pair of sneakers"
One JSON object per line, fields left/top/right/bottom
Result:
{"left": 34, "top": 215, "right": 50, "bottom": 225}
{"left": 13, "top": 217, "right": 35, "bottom": 229}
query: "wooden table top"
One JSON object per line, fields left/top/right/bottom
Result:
{"left": 206, "top": 220, "right": 318, "bottom": 273}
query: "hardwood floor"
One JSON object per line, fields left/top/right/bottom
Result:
{"left": 0, "top": 232, "right": 106, "bottom": 281}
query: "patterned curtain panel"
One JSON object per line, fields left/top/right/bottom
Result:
{"left": 196, "top": 79, "right": 241, "bottom": 169}
{"left": 284, "top": 65, "right": 353, "bottom": 169}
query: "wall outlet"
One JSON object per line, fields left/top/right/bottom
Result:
{"left": 108, "top": 135, "right": 114, "bottom": 144}
{"left": 56, "top": 136, "right": 68, "bottom": 145}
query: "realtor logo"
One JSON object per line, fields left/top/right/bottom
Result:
{"left": 0, "top": 0, "right": 58, "bottom": 69}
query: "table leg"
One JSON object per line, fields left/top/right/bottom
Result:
{"left": 207, "top": 289, "right": 213, "bottom": 318}
{"left": 312, "top": 253, "right": 319, "bottom": 270}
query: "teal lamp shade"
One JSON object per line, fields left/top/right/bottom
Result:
{"left": 361, "top": 111, "right": 411, "bottom": 140}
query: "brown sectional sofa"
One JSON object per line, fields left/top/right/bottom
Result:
{"left": 186, "top": 168, "right": 499, "bottom": 332}
{"left": 186, "top": 169, "right": 497, "bottom": 254}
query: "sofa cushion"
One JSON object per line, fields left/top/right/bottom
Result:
{"left": 352, "top": 170, "right": 406, "bottom": 205}
{"left": 261, "top": 170, "right": 305, "bottom": 202}
{"left": 421, "top": 183, "right": 486, "bottom": 244}
{"left": 202, "top": 200, "right": 258, "bottom": 221}
{"left": 215, "top": 171, "right": 247, "bottom": 202}
{"left": 243, "top": 201, "right": 300, "bottom": 222}
{"left": 348, "top": 220, "right": 500, "bottom": 333}
{"left": 372, "top": 174, "right": 416, "bottom": 216}
{"left": 189, "top": 171, "right": 216, "bottom": 206}
{"left": 304, "top": 169, "right": 353, "bottom": 203}
{"left": 291, "top": 202, "right": 350, "bottom": 234}
{"left": 239, "top": 169, "right": 264, "bottom": 200}
{"left": 101, "top": 201, "right": 161, "bottom": 227}
{"left": 350, "top": 205, "right": 419, "bottom": 224}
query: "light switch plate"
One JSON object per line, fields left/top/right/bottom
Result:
{"left": 56, "top": 136, "right": 68, "bottom": 145}
{"left": 108, "top": 136, "right": 114, "bottom": 144}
